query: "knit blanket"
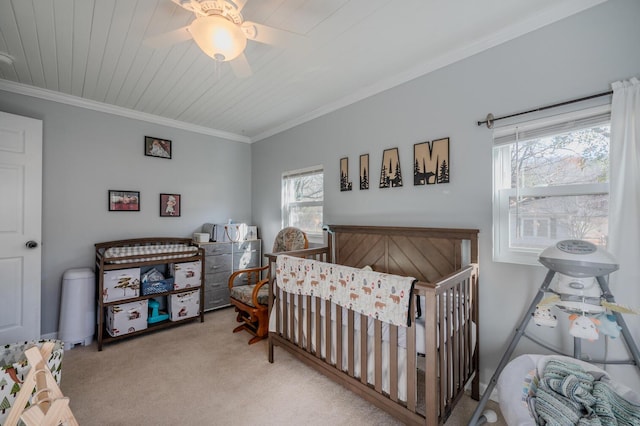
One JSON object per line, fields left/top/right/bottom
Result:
{"left": 275, "top": 255, "right": 416, "bottom": 327}
{"left": 533, "top": 359, "right": 640, "bottom": 425}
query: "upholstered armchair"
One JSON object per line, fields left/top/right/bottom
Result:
{"left": 228, "top": 227, "right": 308, "bottom": 344}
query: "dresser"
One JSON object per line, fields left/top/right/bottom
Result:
{"left": 198, "top": 239, "right": 261, "bottom": 311}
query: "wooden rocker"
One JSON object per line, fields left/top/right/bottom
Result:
{"left": 228, "top": 227, "right": 308, "bottom": 344}
{"left": 4, "top": 342, "right": 78, "bottom": 426}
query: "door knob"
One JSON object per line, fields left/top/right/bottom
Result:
{"left": 25, "top": 240, "right": 38, "bottom": 249}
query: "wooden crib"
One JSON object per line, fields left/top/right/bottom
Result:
{"left": 266, "top": 225, "right": 480, "bottom": 425}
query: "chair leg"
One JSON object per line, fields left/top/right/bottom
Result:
{"left": 230, "top": 300, "right": 269, "bottom": 344}
{"left": 233, "top": 324, "right": 247, "bottom": 334}
{"left": 248, "top": 335, "right": 266, "bottom": 345}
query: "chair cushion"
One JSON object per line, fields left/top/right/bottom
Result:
{"left": 230, "top": 284, "right": 269, "bottom": 307}
{"left": 272, "top": 227, "right": 307, "bottom": 252}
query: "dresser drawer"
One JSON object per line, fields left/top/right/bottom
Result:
{"left": 204, "top": 253, "right": 232, "bottom": 274}
{"left": 233, "top": 250, "right": 260, "bottom": 270}
{"left": 201, "top": 242, "right": 233, "bottom": 255}
{"left": 204, "top": 286, "right": 231, "bottom": 310}
{"left": 235, "top": 240, "right": 261, "bottom": 252}
{"left": 204, "top": 271, "right": 230, "bottom": 289}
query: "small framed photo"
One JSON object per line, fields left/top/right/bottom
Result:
{"left": 160, "top": 193, "right": 181, "bottom": 217}
{"left": 145, "top": 136, "right": 172, "bottom": 159}
{"left": 109, "top": 190, "right": 140, "bottom": 211}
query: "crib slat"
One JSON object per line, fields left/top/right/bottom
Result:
{"left": 453, "top": 285, "right": 461, "bottom": 397}
{"left": 461, "top": 278, "right": 469, "bottom": 390}
{"left": 447, "top": 287, "right": 454, "bottom": 406}
{"left": 467, "top": 277, "right": 473, "bottom": 375}
{"left": 389, "top": 325, "right": 398, "bottom": 402}
{"left": 284, "top": 291, "right": 290, "bottom": 339}
{"left": 306, "top": 295, "right": 312, "bottom": 352}
{"left": 360, "top": 315, "right": 368, "bottom": 385}
{"left": 348, "top": 310, "right": 355, "bottom": 377}
{"left": 406, "top": 303, "right": 417, "bottom": 412}
{"left": 315, "top": 297, "right": 322, "bottom": 358}
{"left": 374, "top": 320, "right": 382, "bottom": 393}
{"left": 336, "top": 305, "right": 343, "bottom": 371}
{"left": 425, "top": 287, "right": 438, "bottom": 425}
{"left": 439, "top": 291, "right": 447, "bottom": 417}
{"left": 275, "top": 287, "right": 281, "bottom": 334}
{"left": 325, "top": 299, "right": 331, "bottom": 363}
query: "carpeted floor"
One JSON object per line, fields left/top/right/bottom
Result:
{"left": 61, "top": 308, "right": 506, "bottom": 425}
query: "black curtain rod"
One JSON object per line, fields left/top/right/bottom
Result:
{"left": 477, "top": 90, "right": 613, "bottom": 128}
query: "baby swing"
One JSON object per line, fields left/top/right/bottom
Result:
{"left": 469, "top": 240, "right": 640, "bottom": 425}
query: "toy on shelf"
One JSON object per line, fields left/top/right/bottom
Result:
{"left": 148, "top": 298, "right": 169, "bottom": 324}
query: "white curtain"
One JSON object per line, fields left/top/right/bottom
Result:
{"left": 608, "top": 77, "right": 640, "bottom": 390}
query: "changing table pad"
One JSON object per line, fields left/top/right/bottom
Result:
{"left": 104, "top": 243, "right": 198, "bottom": 264}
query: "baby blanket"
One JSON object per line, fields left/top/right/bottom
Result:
{"left": 276, "top": 254, "right": 416, "bottom": 327}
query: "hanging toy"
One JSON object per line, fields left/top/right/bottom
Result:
{"left": 601, "top": 300, "right": 640, "bottom": 315}
{"left": 533, "top": 294, "right": 559, "bottom": 327}
{"left": 596, "top": 313, "right": 622, "bottom": 338}
{"left": 533, "top": 305, "right": 558, "bottom": 327}
{"left": 568, "top": 314, "right": 600, "bottom": 341}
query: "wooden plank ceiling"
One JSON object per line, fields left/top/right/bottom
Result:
{"left": 0, "top": 0, "right": 605, "bottom": 141}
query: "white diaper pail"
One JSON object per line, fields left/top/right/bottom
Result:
{"left": 58, "top": 267, "right": 95, "bottom": 349}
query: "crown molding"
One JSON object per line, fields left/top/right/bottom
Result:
{"left": 0, "top": 79, "right": 251, "bottom": 143}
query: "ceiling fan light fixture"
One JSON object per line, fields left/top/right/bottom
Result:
{"left": 189, "top": 15, "right": 247, "bottom": 62}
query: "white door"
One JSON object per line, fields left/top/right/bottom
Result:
{"left": 0, "top": 111, "right": 42, "bottom": 344}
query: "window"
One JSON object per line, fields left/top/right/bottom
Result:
{"left": 493, "top": 105, "right": 610, "bottom": 264}
{"left": 282, "top": 166, "right": 324, "bottom": 242}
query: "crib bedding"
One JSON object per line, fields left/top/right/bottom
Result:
{"left": 276, "top": 254, "right": 416, "bottom": 327}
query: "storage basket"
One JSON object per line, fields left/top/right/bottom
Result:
{"left": 141, "top": 277, "right": 175, "bottom": 295}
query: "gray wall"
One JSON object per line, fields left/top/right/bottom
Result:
{"left": 251, "top": 0, "right": 640, "bottom": 390}
{"left": 0, "top": 91, "right": 253, "bottom": 336}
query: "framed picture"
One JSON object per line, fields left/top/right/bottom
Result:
{"left": 379, "top": 148, "right": 403, "bottom": 188}
{"left": 414, "top": 137, "right": 450, "bottom": 185}
{"left": 359, "top": 154, "right": 369, "bottom": 190}
{"left": 144, "top": 136, "right": 172, "bottom": 159}
{"left": 340, "top": 157, "right": 352, "bottom": 191}
{"left": 160, "top": 193, "right": 181, "bottom": 217}
{"left": 109, "top": 190, "right": 140, "bottom": 211}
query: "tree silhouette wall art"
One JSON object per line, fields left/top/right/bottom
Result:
{"left": 379, "top": 148, "right": 402, "bottom": 188}
{"left": 360, "top": 154, "right": 369, "bottom": 190}
{"left": 340, "top": 157, "right": 353, "bottom": 191}
{"left": 414, "top": 137, "right": 450, "bottom": 185}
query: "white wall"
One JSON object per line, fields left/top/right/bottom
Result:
{"left": 251, "top": 0, "right": 640, "bottom": 390}
{"left": 0, "top": 91, "right": 253, "bottom": 336}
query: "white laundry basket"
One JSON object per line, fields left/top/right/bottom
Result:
{"left": 58, "top": 267, "right": 95, "bottom": 349}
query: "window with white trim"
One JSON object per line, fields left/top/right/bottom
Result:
{"left": 493, "top": 105, "right": 610, "bottom": 265}
{"left": 282, "top": 166, "right": 324, "bottom": 242}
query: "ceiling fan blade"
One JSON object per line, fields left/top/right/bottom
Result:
{"left": 242, "top": 22, "right": 306, "bottom": 48}
{"left": 231, "top": 0, "right": 248, "bottom": 12}
{"left": 144, "top": 26, "right": 192, "bottom": 49}
{"left": 230, "top": 53, "right": 252, "bottom": 79}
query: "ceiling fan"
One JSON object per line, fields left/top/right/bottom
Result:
{"left": 146, "top": 0, "right": 304, "bottom": 78}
